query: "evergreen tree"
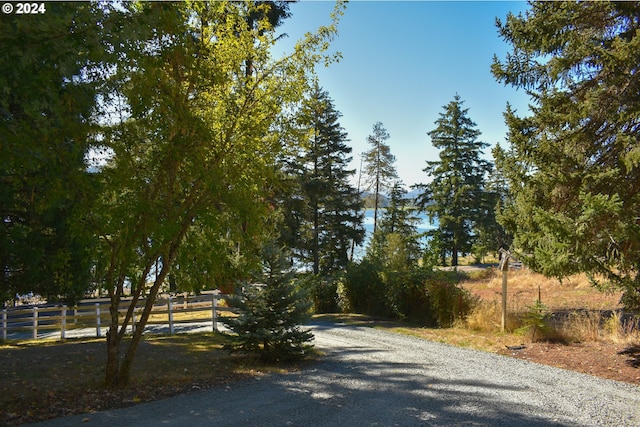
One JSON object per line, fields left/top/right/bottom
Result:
{"left": 223, "top": 243, "right": 314, "bottom": 363}
{"left": 492, "top": 2, "right": 640, "bottom": 308}
{"left": 0, "top": 3, "right": 103, "bottom": 304}
{"left": 416, "top": 95, "right": 491, "bottom": 266}
{"left": 478, "top": 144, "right": 513, "bottom": 260}
{"left": 368, "top": 181, "right": 422, "bottom": 269}
{"left": 468, "top": 149, "right": 513, "bottom": 263}
{"left": 283, "top": 85, "right": 364, "bottom": 274}
{"left": 362, "top": 122, "right": 398, "bottom": 232}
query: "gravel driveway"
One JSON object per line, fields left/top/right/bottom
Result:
{"left": 29, "top": 321, "right": 640, "bottom": 426}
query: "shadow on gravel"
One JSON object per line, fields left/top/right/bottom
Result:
{"left": 299, "top": 321, "right": 579, "bottom": 426}
{"left": 34, "top": 322, "right": 584, "bottom": 427}
{"left": 283, "top": 350, "right": 577, "bottom": 427}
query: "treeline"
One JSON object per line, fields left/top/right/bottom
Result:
{"left": 3, "top": 1, "right": 640, "bottom": 384}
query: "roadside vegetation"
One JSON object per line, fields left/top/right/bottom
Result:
{"left": 4, "top": 3, "right": 640, "bottom": 419}
{"left": 4, "top": 267, "right": 640, "bottom": 426}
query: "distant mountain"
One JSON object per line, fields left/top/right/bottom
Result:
{"left": 360, "top": 191, "right": 389, "bottom": 208}
{"left": 405, "top": 188, "right": 422, "bottom": 200}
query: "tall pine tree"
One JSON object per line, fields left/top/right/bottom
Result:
{"left": 284, "top": 84, "right": 364, "bottom": 274}
{"left": 492, "top": 2, "right": 640, "bottom": 308}
{"left": 362, "top": 122, "right": 398, "bottom": 232}
{"left": 416, "top": 95, "right": 491, "bottom": 266}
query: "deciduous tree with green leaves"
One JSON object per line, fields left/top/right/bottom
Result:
{"left": 492, "top": 1, "right": 640, "bottom": 308}
{"left": 89, "top": 1, "right": 343, "bottom": 386}
{"left": 415, "top": 95, "right": 491, "bottom": 266}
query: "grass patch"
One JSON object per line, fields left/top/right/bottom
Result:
{"left": 1, "top": 332, "right": 309, "bottom": 426}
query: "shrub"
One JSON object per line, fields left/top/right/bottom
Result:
{"left": 298, "top": 274, "right": 340, "bottom": 314}
{"left": 384, "top": 268, "right": 435, "bottom": 325}
{"left": 339, "top": 260, "right": 477, "bottom": 327}
{"left": 340, "top": 259, "right": 390, "bottom": 317}
{"left": 515, "top": 300, "right": 555, "bottom": 342}
{"left": 424, "top": 270, "right": 479, "bottom": 327}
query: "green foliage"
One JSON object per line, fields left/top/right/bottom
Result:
{"left": 516, "top": 300, "right": 552, "bottom": 342}
{"left": 339, "top": 260, "right": 476, "bottom": 327}
{"left": 382, "top": 268, "right": 433, "bottom": 324}
{"left": 492, "top": 2, "right": 640, "bottom": 309}
{"left": 73, "top": 0, "right": 343, "bottom": 386}
{"left": 223, "top": 244, "right": 314, "bottom": 363}
{"left": 423, "top": 271, "right": 478, "bottom": 327}
{"left": 339, "top": 259, "right": 389, "bottom": 317}
{"left": 297, "top": 273, "right": 341, "bottom": 314}
{"left": 415, "top": 95, "right": 493, "bottom": 266}
{"left": 0, "top": 2, "right": 102, "bottom": 304}
{"left": 279, "top": 84, "right": 364, "bottom": 274}
{"left": 362, "top": 122, "right": 398, "bottom": 232}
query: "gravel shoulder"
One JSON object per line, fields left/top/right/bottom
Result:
{"left": 29, "top": 321, "right": 640, "bottom": 427}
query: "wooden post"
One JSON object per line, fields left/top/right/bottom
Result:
{"left": 33, "top": 307, "right": 38, "bottom": 340}
{"left": 95, "top": 303, "right": 101, "bottom": 337}
{"left": 2, "top": 309, "right": 7, "bottom": 341}
{"left": 212, "top": 294, "right": 218, "bottom": 333}
{"left": 168, "top": 296, "right": 174, "bottom": 335}
{"left": 499, "top": 249, "right": 510, "bottom": 332}
{"left": 61, "top": 305, "right": 67, "bottom": 339}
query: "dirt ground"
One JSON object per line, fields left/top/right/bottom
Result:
{"left": 499, "top": 341, "right": 640, "bottom": 385}
{"left": 462, "top": 268, "right": 640, "bottom": 386}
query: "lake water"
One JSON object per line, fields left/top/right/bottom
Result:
{"left": 354, "top": 209, "right": 437, "bottom": 260}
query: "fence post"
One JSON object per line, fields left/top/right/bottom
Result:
{"left": 2, "top": 309, "right": 6, "bottom": 341}
{"left": 212, "top": 293, "right": 218, "bottom": 333}
{"left": 95, "top": 303, "right": 101, "bottom": 337}
{"left": 61, "top": 305, "right": 67, "bottom": 339}
{"left": 33, "top": 307, "right": 38, "bottom": 340}
{"left": 168, "top": 296, "right": 174, "bottom": 335}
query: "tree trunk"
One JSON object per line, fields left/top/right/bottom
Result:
{"left": 104, "top": 273, "right": 125, "bottom": 387}
{"left": 117, "top": 273, "right": 166, "bottom": 384}
{"left": 104, "top": 323, "right": 121, "bottom": 387}
{"left": 373, "top": 178, "right": 380, "bottom": 233}
{"left": 103, "top": 236, "right": 183, "bottom": 387}
{"left": 452, "top": 244, "right": 458, "bottom": 266}
{"left": 313, "top": 202, "right": 319, "bottom": 275}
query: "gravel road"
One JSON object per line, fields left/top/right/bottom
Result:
{"left": 29, "top": 321, "right": 640, "bottom": 426}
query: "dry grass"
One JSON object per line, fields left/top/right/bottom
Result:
{"left": 462, "top": 268, "right": 621, "bottom": 311}
{"left": 459, "top": 268, "right": 640, "bottom": 345}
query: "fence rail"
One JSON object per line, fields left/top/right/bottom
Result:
{"left": 1, "top": 292, "right": 234, "bottom": 341}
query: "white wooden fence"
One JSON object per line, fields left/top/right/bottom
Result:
{"left": 1, "top": 291, "right": 234, "bottom": 341}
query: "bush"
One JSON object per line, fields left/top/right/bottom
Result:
{"left": 298, "top": 274, "right": 340, "bottom": 314}
{"left": 384, "top": 268, "right": 434, "bottom": 324}
{"left": 424, "top": 270, "right": 479, "bottom": 327}
{"left": 339, "top": 260, "right": 477, "bottom": 327}
{"left": 515, "top": 300, "right": 555, "bottom": 342}
{"left": 340, "top": 259, "right": 390, "bottom": 317}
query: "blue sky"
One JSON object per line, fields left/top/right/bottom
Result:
{"left": 277, "top": 1, "right": 532, "bottom": 188}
